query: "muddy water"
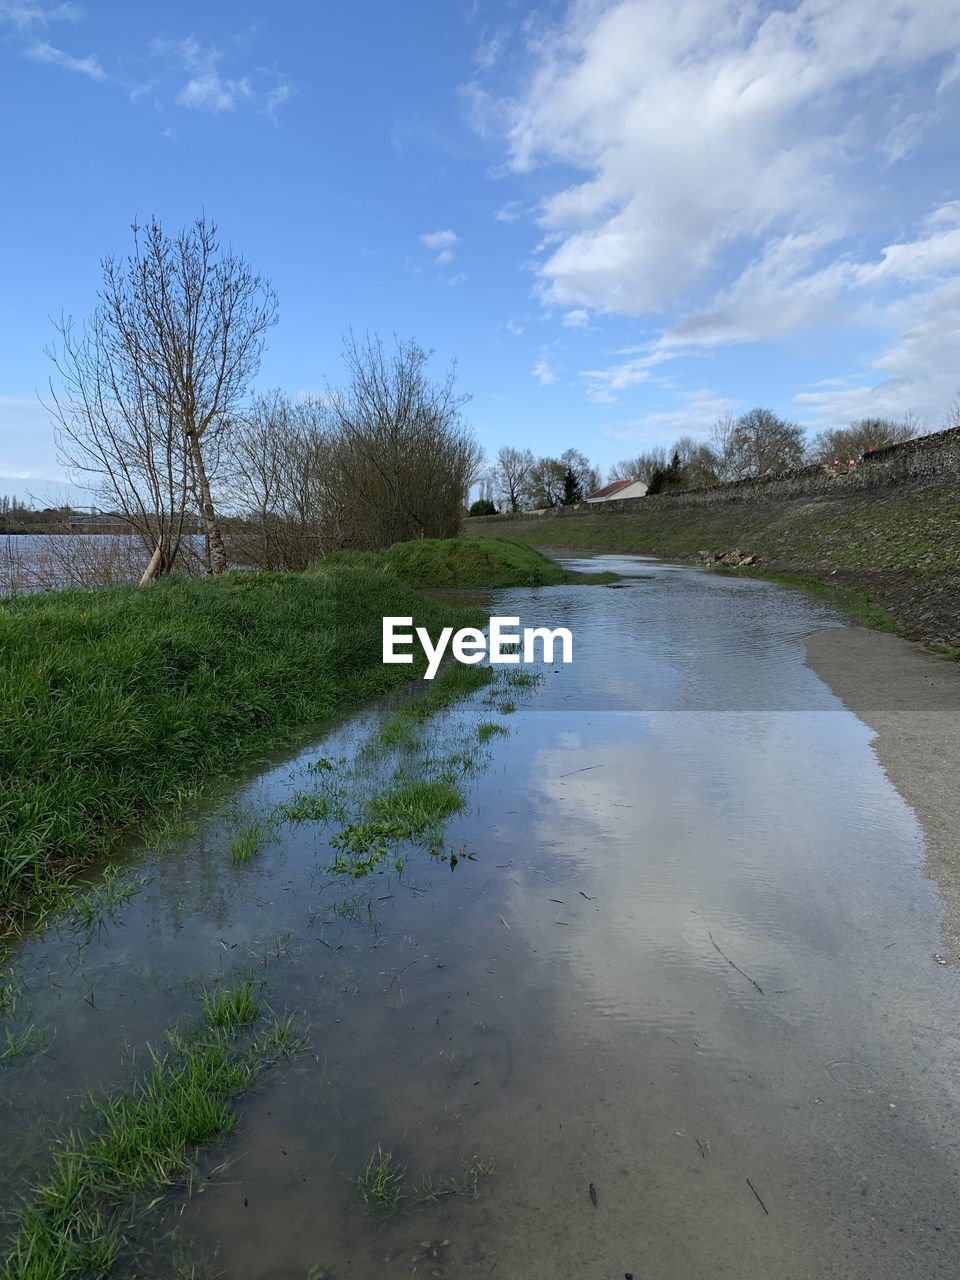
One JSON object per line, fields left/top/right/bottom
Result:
{"left": 3, "top": 556, "right": 960, "bottom": 1278}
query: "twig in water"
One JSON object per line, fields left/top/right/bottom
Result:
{"left": 498, "top": 914, "right": 511, "bottom": 930}
{"left": 746, "top": 1178, "right": 769, "bottom": 1215}
{"left": 559, "top": 765, "right": 603, "bottom": 779}
{"left": 578, "top": 890, "right": 594, "bottom": 901}
{"left": 708, "top": 932, "right": 764, "bottom": 995}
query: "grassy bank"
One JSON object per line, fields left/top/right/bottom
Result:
{"left": 0, "top": 567, "right": 488, "bottom": 935}
{"left": 467, "top": 486, "right": 960, "bottom": 652}
{"left": 322, "top": 536, "right": 617, "bottom": 588}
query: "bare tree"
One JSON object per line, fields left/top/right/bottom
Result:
{"left": 326, "top": 334, "right": 483, "bottom": 548}
{"left": 609, "top": 448, "right": 669, "bottom": 484}
{"left": 48, "top": 311, "right": 194, "bottom": 582}
{"left": 492, "top": 446, "right": 535, "bottom": 512}
{"left": 718, "top": 408, "right": 805, "bottom": 479}
{"left": 709, "top": 414, "right": 740, "bottom": 482}
{"left": 943, "top": 391, "right": 960, "bottom": 430}
{"left": 49, "top": 215, "right": 277, "bottom": 580}
{"left": 808, "top": 416, "right": 920, "bottom": 465}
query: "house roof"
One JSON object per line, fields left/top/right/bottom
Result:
{"left": 586, "top": 478, "right": 637, "bottom": 500}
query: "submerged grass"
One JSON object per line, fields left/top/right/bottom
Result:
{"left": 0, "top": 1023, "right": 50, "bottom": 1068}
{"left": 372, "top": 662, "right": 493, "bottom": 752}
{"left": 0, "top": 973, "right": 305, "bottom": 1279}
{"left": 228, "top": 821, "right": 265, "bottom": 865}
{"left": 356, "top": 1146, "right": 407, "bottom": 1216}
{"left": 0, "top": 567, "right": 486, "bottom": 937}
{"left": 476, "top": 720, "right": 509, "bottom": 743}
{"left": 66, "top": 867, "right": 148, "bottom": 941}
{"left": 355, "top": 1147, "right": 495, "bottom": 1218}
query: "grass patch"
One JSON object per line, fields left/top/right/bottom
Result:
{"left": 0, "top": 567, "right": 486, "bottom": 938}
{"left": 0, "top": 974, "right": 304, "bottom": 1279}
{"left": 199, "top": 977, "right": 258, "bottom": 1029}
{"left": 367, "top": 778, "right": 464, "bottom": 830}
{"left": 476, "top": 721, "right": 509, "bottom": 743}
{"left": 0, "top": 1023, "right": 50, "bottom": 1068}
{"left": 354, "top": 1148, "right": 494, "bottom": 1218}
{"left": 274, "top": 791, "right": 332, "bottom": 824}
{"left": 322, "top": 536, "right": 617, "bottom": 589}
{"left": 228, "top": 821, "right": 265, "bottom": 865}
{"left": 356, "top": 1146, "right": 407, "bottom": 1217}
{"left": 373, "top": 662, "right": 493, "bottom": 752}
{"left": 66, "top": 867, "right": 148, "bottom": 942}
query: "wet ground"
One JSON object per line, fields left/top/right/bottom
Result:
{"left": 2, "top": 555, "right": 959, "bottom": 1278}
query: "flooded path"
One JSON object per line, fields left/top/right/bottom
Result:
{"left": 3, "top": 556, "right": 960, "bottom": 1278}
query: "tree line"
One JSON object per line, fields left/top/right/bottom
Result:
{"left": 479, "top": 407, "right": 931, "bottom": 514}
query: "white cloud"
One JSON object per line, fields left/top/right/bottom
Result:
{"left": 505, "top": 317, "right": 525, "bottom": 335}
{"left": 473, "top": 0, "right": 960, "bottom": 318}
{"left": 153, "top": 35, "right": 290, "bottom": 118}
{"left": 0, "top": 2, "right": 80, "bottom": 29}
{"left": 794, "top": 280, "right": 960, "bottom": 427}
{"left": 600, "top": 389, "right": 739, "bottom": 445}
{"left": 577, "top": 209, "right": 960, "bottom": 403}
{"left": 178, "top": 72, "right": 251, "bottom": 111}
{"left": 420, "top": 228, "right": 461, "bottom": 267}
{"left": 420, "top": 229, "right": 460, "bottom": 251}
{"left": 532, "top": 348, "right": 559, "bottom": 385}
{"left": 494, "top": 201, "right": 524, "bottom": 223}
{"left": 562, "top": 308, "right": 591, "bottom": 328}
{"left": 27, "top": 39, "right": 106, "bottom": 81}
{"left": 262, "top": 80, "right": 291, "bottom": 123}
{"left": 447, "top": 272, "right": 468, "bottom": 286}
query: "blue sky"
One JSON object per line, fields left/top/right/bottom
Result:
{"left": 2, "top": 0, "right": 960, "bottom": 502}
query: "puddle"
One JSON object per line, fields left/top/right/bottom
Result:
{"left": 2, "top": 557, "right": 959, "bottom": 1278}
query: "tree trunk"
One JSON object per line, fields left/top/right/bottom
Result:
{"left": 188, "top": 432, "right": 228, "bottom": 574}
{"left": 139, "top": 541, "right": 164, "bottom": 585}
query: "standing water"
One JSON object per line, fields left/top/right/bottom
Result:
{"left": 2, "top": 556, "right": 958, "bottom": 1278}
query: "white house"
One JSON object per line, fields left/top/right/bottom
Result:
{"left": 584, "top": 477, "right": 648, "bottom": 503}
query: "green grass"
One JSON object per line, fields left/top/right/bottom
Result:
{"left": 367, "top": 778, "right": 464, "bottom": 830}
{"left": 354, "top": 1148, "right": 494, "bottom": 1218}
{"left": 355, "top": 1146, "right": 407, "bottom": 1216}
{"left": 0, "top": 567, "right": 486, "bottom": 937}
{"left": 476, "top": 720, "right": 509, "bottom": 743}
{"left": 0, "top": 1023, "right": 50, "bottom": 1068}
{"left": 274, "top": 791, "right": 332, "bottom": 824}
{"left": 199, "top": 977, "right": 258, "bottom": 1029}
{"left": 66, "top": 867, "right": 148, "bottom": 941}
{"left": 329, "top": 772, "right": 466, "bottom": 879}
{"left": 228, "top": 821, "right": 265, "bottom": 865}
{"left": 0, "top": 974, "right": 305, "bottom": 1279}
{"left": 373, "top": 662, "right": 493, "bottom": 752}
{"left": 322, "top": 536, "right": 617, "bottom": 588}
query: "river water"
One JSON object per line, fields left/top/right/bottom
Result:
{"left": 2, "top": 555, "right": 958, "bottom": 1278}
